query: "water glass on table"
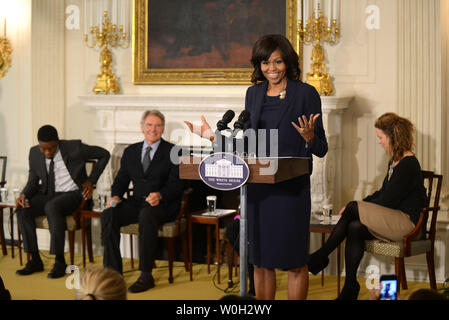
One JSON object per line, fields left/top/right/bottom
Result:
{"left": 206, "top": 195, "right": 217, "bottom": 214}
{"left": 322, "top": 204, "right": 333, "bottom": 224}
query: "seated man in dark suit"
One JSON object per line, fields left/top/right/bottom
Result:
{"left": 101, "top": 110, "right": 184, "bottom": 293}
{"left": 16, "top": 125, "right": 110, "bottom": 278}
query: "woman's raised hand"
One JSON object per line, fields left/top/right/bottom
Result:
{"left": 291, "top": 113, "right": 320, "bottom": 144}
{"left": 184, "top": 115, "right": 215, "bottom": 142}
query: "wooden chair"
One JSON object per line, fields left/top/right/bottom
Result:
{"left": 221, "top": 227, "right": 240, "bottom": 287}
{"left": 0, "top": 156, "right": 7, "bottom": 256}
{"left": 19, "top": 160, "right": 96, "bottom": 266}
{"left": 365, "top": 170, "right": 443, "bottom": 292}
{"left": 120, "top": 187, "right": 192, "bottom": 283}
{"left": 0, "top": 156, "right": 6, "bottom": 188}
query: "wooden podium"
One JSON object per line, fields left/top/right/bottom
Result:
{"left": 179, "top": 155, "right": 310, "bottom": 296}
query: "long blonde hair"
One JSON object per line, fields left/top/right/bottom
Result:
{"left": 374, "top": 112, "right": 414, "bottom": 162}
{"left": 75, "top": 267, "right": 127, "bottom": 300}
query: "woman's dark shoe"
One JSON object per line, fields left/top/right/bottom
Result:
{"left": 336, "top": 281, "right": 360, "bottom": 300}
{"left": 307, "top": 251, "right": 329, "bottom": 275}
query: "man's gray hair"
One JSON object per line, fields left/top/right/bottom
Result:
{"left": 141, "top": 110, "right": 165, "bottom": 127}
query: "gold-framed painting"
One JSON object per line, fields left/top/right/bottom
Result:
{"left": 132, "top": 0, "right": 301, "bottom": 85}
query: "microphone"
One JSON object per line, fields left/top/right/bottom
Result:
{"left": 216, "top": 110, "right": 235, "bottom": 131}
{"left": 233, "top": 110, "right": 251, "bottom": 131}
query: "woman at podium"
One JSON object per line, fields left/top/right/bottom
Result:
{"left": 185, "top": 34, "right": 328, "bottom": 300}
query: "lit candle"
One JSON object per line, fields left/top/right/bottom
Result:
{"left": 127, "top": 0, "right": 130, "bottom": 35}
{"left": 121, "top": 0, "right": 126, "bottom": 33}
{"left": 97, "top": 0, "right": 101, "bottom": 30}
{"left": 297, "top": 0, "right": 302, "bottom": 21}
{"left": 112, "top": 0, "right": 117, "bottom": 25}
{"left": 89, "top": 0, "right": 93, "bottom": 31}
{"left": 304, "top": 0, "right": 309, "bottom": 21}
{"left": 315, "top": 0, "right": 321, "bottom": 19}
{"left": 327, "top": 0, "right": 332, "bottom": 27}
{"left": 84, "top": 0, "right": 87, "bottom": 34}
{"left": 333, "top": 0, "right": 339, "bottom": 21}
{"left": 1, "top": 18, "right": 5, "bottom": 37}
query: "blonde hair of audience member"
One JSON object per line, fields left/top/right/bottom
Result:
{"left": 75, "top": 267, "right": 127, "bottom": 300}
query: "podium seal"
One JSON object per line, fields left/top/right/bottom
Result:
{"left": 198, "top": 153, "right": 250, "bottom": 191}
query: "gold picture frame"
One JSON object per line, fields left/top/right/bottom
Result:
{"left": 132, "top": 0, "right": 301, "bottom": 85}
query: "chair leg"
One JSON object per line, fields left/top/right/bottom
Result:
{"left": 181, "top": 232, "right": 189, "bottom": 272}
{"left": 394, "top": 257, "right": 402, "bottom": 294}
{"left": 68, "top": 231, "right": 75, "bottom": 266}
{"left": 234, "top": 252, "right": 238, "bottom": 276}
{"left": 9, "top": 209, "right": 14, "bottom": 259}
{"left": 86, "top": 224, "right": 94, "bottom": 263}
{"left": 17, "top": 223, "right": 23, "bottom": 265}
{"left": 167, "top": 238, "right": 175, "bottom": 283}
{"left": 129, "top": 234, "right": 134, "bottom": 269}
{"left": 400, "top": 259, "right": 408, "bottom": 290}
{"left": 0, "top": 209, "right": 7, "bottom": 256}
{"left": 226, "top": 241, "right": 233, "bottom": 288}
{"left": 426, "top": 250, "right": 437, "bottom": 290}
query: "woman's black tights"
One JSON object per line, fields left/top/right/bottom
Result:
{"left": 317, "top": 201, "right": 375, "bottom": 285}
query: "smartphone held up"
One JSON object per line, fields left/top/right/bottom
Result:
{"left": 380, "top": 274, "right": 398, "bottom": 300}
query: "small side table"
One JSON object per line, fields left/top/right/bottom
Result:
{"left": 309, "top": 216, "right": 342, "bottom": 296}
{"left": 188, "top": 209, "right": 236, "bottom": 284}
{"left": 0, "top": 202, "right": 23, "bottom": 264}
{"left": 80, "top": 208, "right": 102, "bottom": 268}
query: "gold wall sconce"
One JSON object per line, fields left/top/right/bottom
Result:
{"left": 0, "top": 17, "right": 12, "bottom": 79}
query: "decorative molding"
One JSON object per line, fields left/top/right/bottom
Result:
{"left": 79, "top": 95, "right": 246, "bottom": 111}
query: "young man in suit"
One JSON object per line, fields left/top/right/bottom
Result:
{"left": 15, "top": 125, "right": 110, "bottom": 278}
{"left": 101, "top": 110, "right": 184, "bottom": 293}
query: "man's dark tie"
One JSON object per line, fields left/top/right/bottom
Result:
{"left": 142, "top": 146, "right": 152, "bottom": 172}
{"left": 47, "top": 158, "right": 55, "bottom": 196}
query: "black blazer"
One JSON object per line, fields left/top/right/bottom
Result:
{"left": 22, "top": 140, "right": 110, "bottom": 198}
{"left": 111, "top": 139, "right": 184, "bottom": 219}
{"left": 214, "top": 80, "right": 328, "bottom": 174}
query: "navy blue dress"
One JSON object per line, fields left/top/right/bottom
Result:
{"left": 244, "top": 80, "right": 328, "bottom": 269}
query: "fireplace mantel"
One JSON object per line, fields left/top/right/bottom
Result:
{"left": 80, "top": 94, "right": 351, "bottom": 212}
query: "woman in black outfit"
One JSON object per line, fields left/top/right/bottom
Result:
{"left": 185, "top": 34, "right": 328, "bottom": 300}
{"left": 307, "top": 112, "right": 428, "bottom": 300}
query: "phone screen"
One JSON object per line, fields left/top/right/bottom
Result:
{"left": 380, "top": 279, "right": 398, "bottom": 300}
